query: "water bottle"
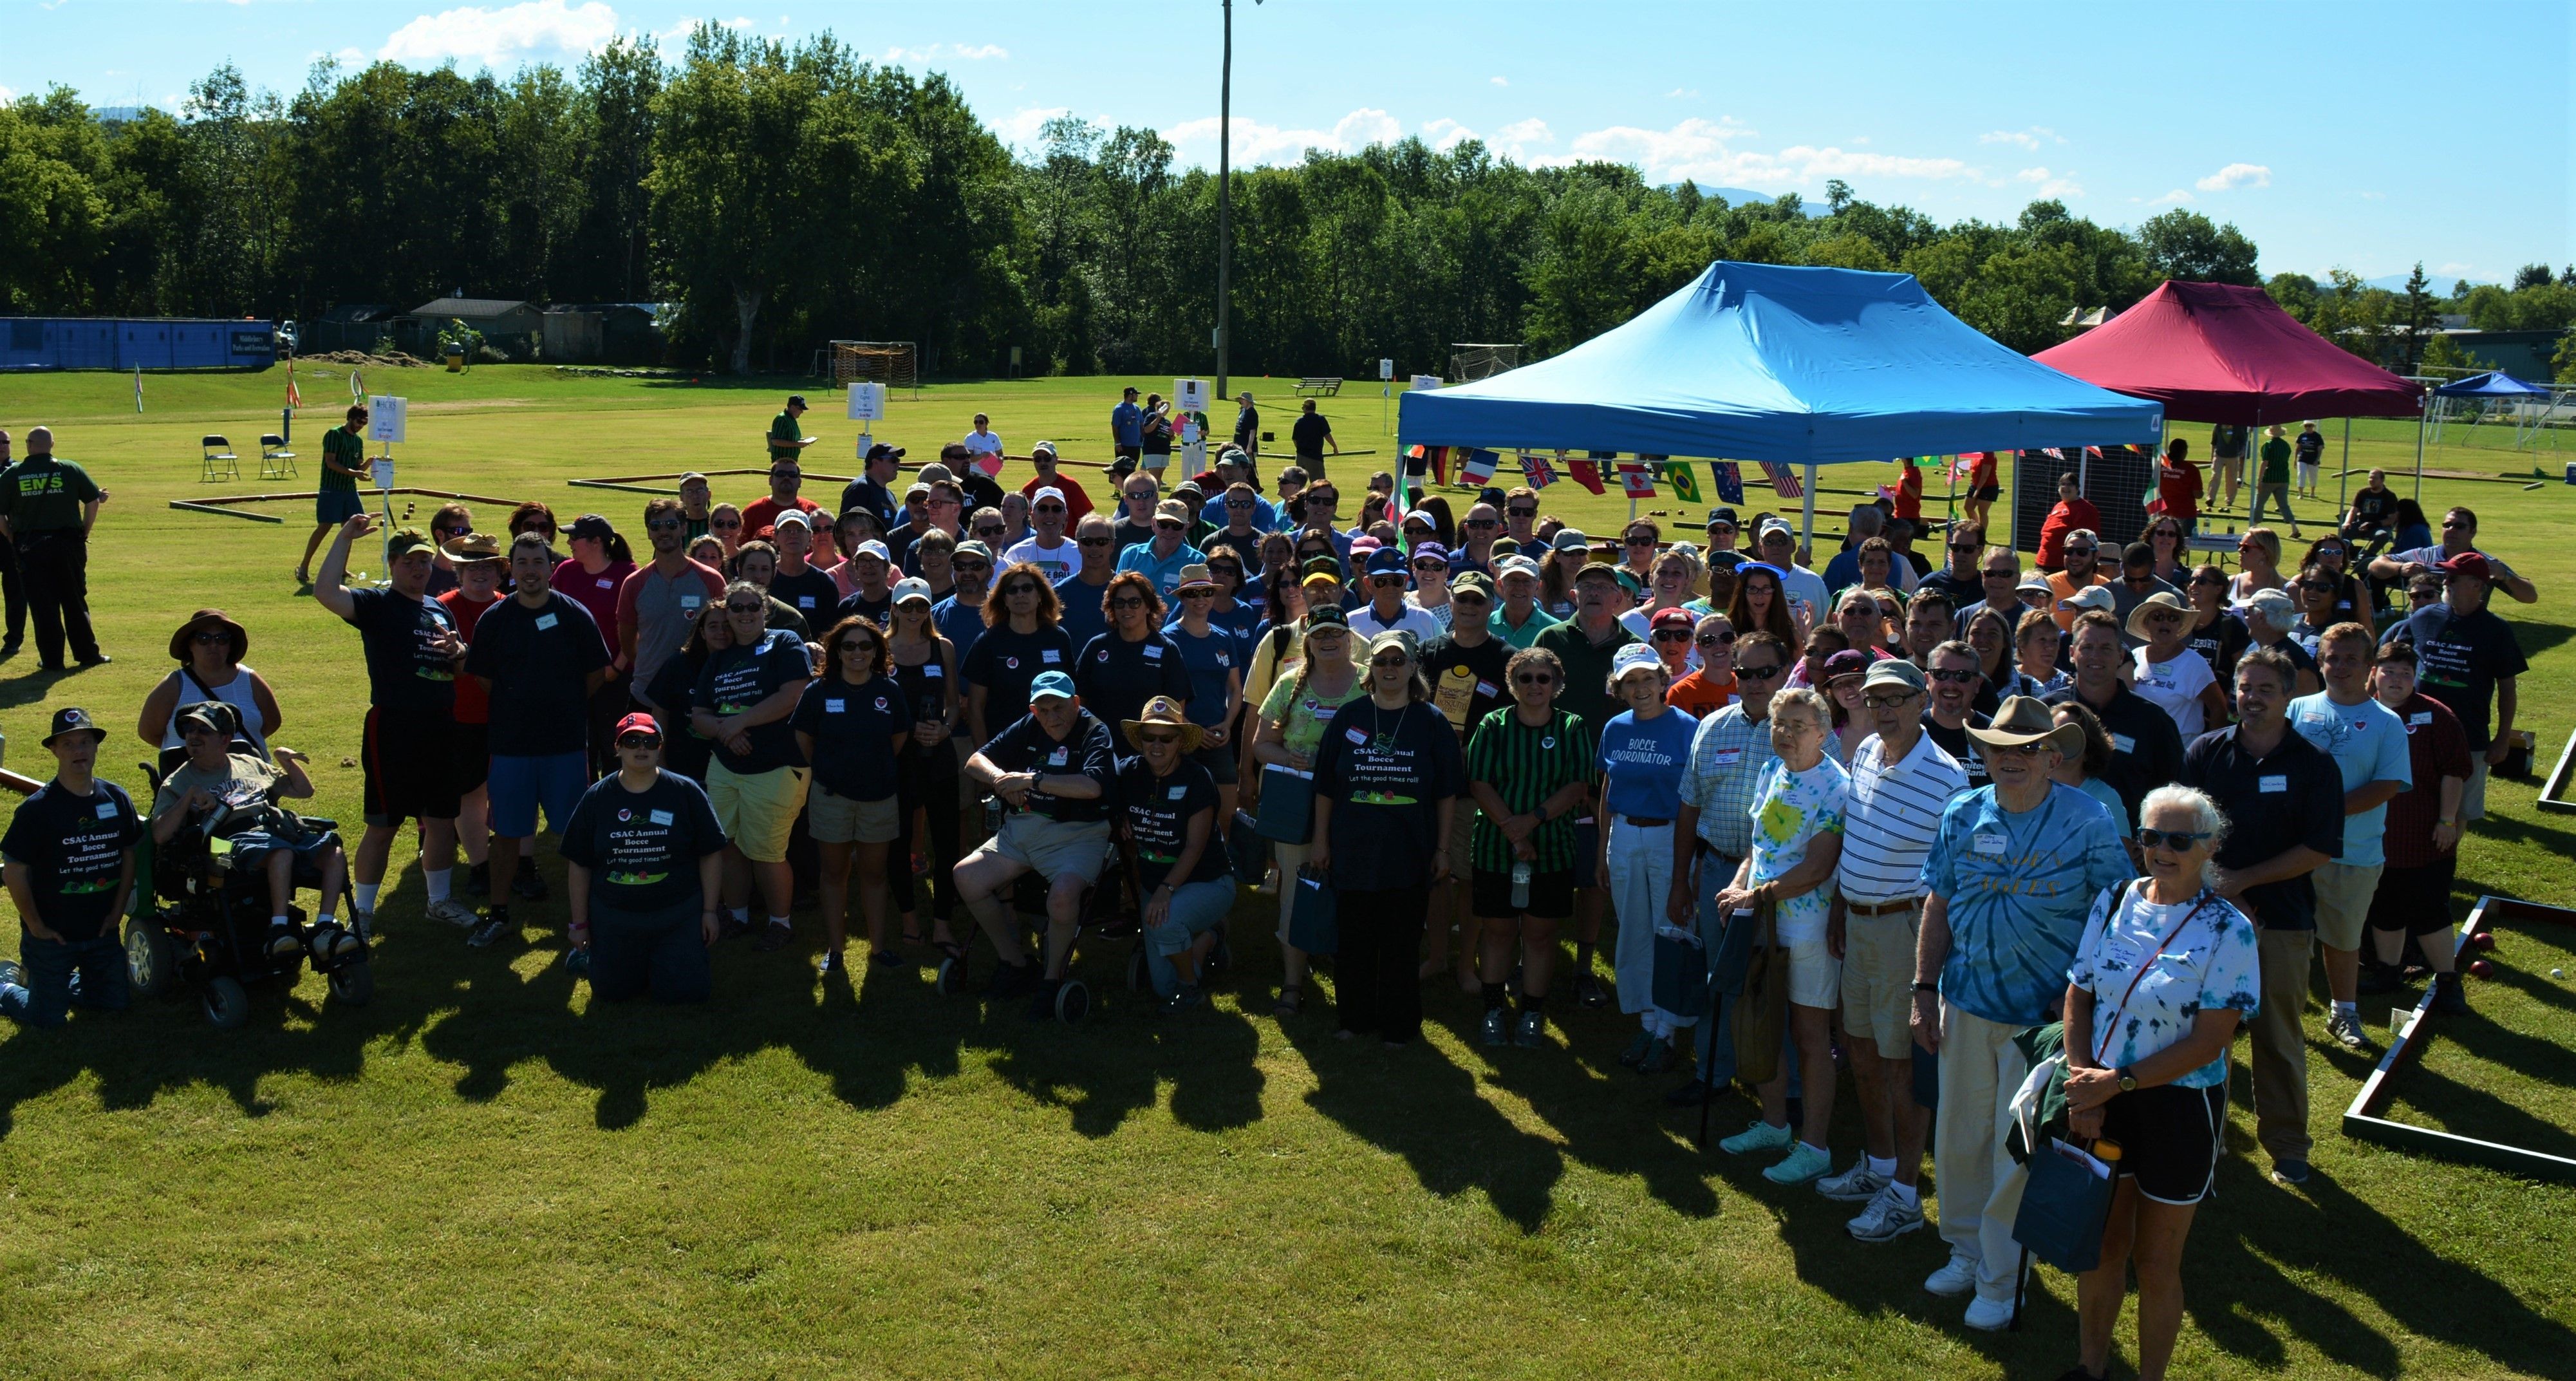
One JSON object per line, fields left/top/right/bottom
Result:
{"left": 1509, "top": 860, "right": 1532, "bottom": 909}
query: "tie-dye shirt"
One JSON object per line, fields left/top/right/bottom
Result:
{"left": 1746, "top": 756, "right": 1850, "bottom": 944}
{"left": 1919, "top": 782, "right": 2134, "bottom": 1026}
{"left": 2067, "top": 882, "right": 2261, "bottom": 1089}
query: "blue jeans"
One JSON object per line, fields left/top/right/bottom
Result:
{"left": 1144, "top": 878, "right": 1236, "bottom": 997}
{"left": 1, "top": 932, "right": 129, "bottom": 1028}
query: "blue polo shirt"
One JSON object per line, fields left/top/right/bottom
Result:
{"left": 1919, "top": 782, "right": 2134, "bottom": 1026}
{"left": 931, "top": 593, "right": 988, "bottom": 667}
{"left": 1201, "top": 493, "right": 1280, "bottom": 532}
{"left": 1114, "top": 539, "right": 1208, "bottom": 600}
{"left": 1111, "top": 400, "right": 1144, "bottom": 447}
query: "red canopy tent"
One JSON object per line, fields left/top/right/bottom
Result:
{"left": 2034, "top": 279, "right": 2428, "bottom": 502}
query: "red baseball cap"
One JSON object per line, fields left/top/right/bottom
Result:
{"left": 613, "top": 712, "right": 662, "bottom": 742}
{"left": 2438, "top": 550, "right": 2492, "bottom": 581}
{"left": 1650, "top": 606, "right": 1698, "bottom": 633}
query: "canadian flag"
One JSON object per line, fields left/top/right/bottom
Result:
{"left": 1616, "top": 462, "right": 1656, "bottom": 498}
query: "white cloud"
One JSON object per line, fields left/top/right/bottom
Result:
{"left": 989, "top": 105, "right": 1069, "bottom": 149}
{"left": 379, "top": 0, "right": 619, "bottom": 66}
{"left": 1497, "top": 117, "right": 1552, "bottom": 146}
{"left": 954, "top": 43, "right": 1007, "bottom": 59}
{"left": 1163, "top": 108, "right": 1403, "bottom": 162}
{"left": 2145, "top": 187, "right": 2194, "bottom": 205}
{"left": 1979, "top": 126, "right": 2063, "bottom": 151}
{"left": 1489, "top": 75, "right": 1507, "bottom": 86}
{"left": 1551, "top": 118, "right": 1974, "bottom": 187}
{"left": 2015, "top": 167, "right": 2084, "bottom": 197}
{"left": 1666, "top": 87, "right": 1699, "bottom": 99}
{"left": 1422, "top": 118, "right": 1478, "bottom": 152}
{"left": 881, "top": 41, "right": 1009, "bottom": 64}
{"left": 2194, "top": 162, "right": 2271, "bottom": 192}
{"left": 0, "top": 84, "right": 15, "bottom": 104}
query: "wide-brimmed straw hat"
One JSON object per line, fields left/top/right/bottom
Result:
{"left": 1966, "top": 695, "right": 2085, "bottom": 758}
{"left": 1121, "top": 695, "right": 1205, "bottom": 753}
{"left": 2124, "top": 590, "right": 2191, "bottom": 641}
{"left": 169, "top": 608, "right": 248, "bottom": 664}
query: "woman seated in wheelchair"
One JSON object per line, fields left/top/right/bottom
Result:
{"left": 149, "top": 702, "right": 353, "bottom": 964}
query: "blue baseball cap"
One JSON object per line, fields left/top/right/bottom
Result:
{"left": 1029, "top": 670, "right": 1077, "bottom": 703}
{"left": 1364, "top": 547, "right": 1409, "bottom": 577}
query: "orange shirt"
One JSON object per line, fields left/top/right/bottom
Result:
{"left": 1667, "top": 669, "right": 1738, "bottom": 718}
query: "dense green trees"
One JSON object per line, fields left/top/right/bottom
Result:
{"left": 7, "top": 26, "right": 2542, "bottom": 382}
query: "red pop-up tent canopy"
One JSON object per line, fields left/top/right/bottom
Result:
{"left": 2033, "top": 280, "right": 2423, "bottom": 424}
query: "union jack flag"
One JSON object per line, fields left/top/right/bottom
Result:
{"left": 1519, "top": 452, "right": 1558, "bottom": 489}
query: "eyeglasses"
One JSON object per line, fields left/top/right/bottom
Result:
{"left": 1928, "top": 668, "right": 1979, "bottom": 684}
{"left": 1512, "top": 672, "right": 1556, "bottom": 686}
{"left": 1109, "top": 596, "right": 1148, "bottom": 610}
{"left": 1735, "top": 662, "right": 1786, "bottom": 681}
{"left": 1984, "top": 568, "right": 2018, "bottom": 581}
{"left": 1696, "top": 632, "right": 1735, "bottom": 647}
{"left": 926, "top": 496, "right": 961, "bottom": 510}
{"left": 646, "top": 519, "right": 684, "bottom": 532}
{"left": 976, "top": 525, "right": 1005, "bottom": 538}
{"left": 2299, "top": 580, "right": 2336, "bottom": 593}
{"left": 1862, "top": 692, "right": 1921, "bottom": 709}
{"left": 1507, "top": 506, "right": 1537, "bottom": 518}
{"left": 2134, "top": 827, "right": 2213, "bottom": 851}
{"left": 1137, "top": 731, "right": 1182, "bottom": 746}
{"left": 1077, "top": 536, "right": 1114, "bottom": 547}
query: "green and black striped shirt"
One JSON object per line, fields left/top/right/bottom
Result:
{"left": 1463, "top": 706, "right": 1596, "bottom": 873}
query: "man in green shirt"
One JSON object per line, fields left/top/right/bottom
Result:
{"left": 1531, "top": 559, "right": 1639, "bottom": 1007}
{"left": 0, "top": 426, "right": 107, "bottom": 670}
{"left": 2251, "top": 423, "right": 2301, "bottom": 538}
{"left": 768, "top": 395, "right": 815, "bottom": 465}
{"left": 300, "top": 404, "right": 373, "bottom": 585}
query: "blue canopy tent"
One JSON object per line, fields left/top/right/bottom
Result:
{"left": 1397, "top": 261, "right": 2165, "bottom": 543}
{"left": 2429, "top": 370, "right": 2559, "bottom": 460}
{"left": 2434, "top": 370, "right": 2551, "bottom": 397}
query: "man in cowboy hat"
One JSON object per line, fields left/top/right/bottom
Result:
{"left": 1112, "top": 695, "right": 1234, "bottom": 1012}
{"left": 957, "top": 670, "right": 1117, "bottom": 1019}
{"left": 0, "top": 708, "right": 143, "bottom": 1027}
{"left": 1913, "top": 695, "right": 2133, "bottom": 1329}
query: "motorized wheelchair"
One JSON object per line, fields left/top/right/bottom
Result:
{"left": 123, "top": 760, "right": 374, "bottom": 1029}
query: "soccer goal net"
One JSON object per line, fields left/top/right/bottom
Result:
{"left": 830, "top": 340, "right": 920, "bottom": 396}
{"left": 1450, "top": 343, "right": 1521, "bottom": 381}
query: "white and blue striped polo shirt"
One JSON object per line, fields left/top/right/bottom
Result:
{"left": 1838, "top": 729, "right": 1968, "bottom": 906}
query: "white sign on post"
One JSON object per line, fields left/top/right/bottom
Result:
{"left": 1410, "top": 375, "right": 1442, "bottom": 393}
{"left": 366, "top": 395, "right": 407, "bottom": 444}
{"left": 845, "top": 381, "right": 885, "bottom": 421}
{"left": 1379, "top": 359, "right": 1395, "bottom": 381}
{"left": 1175, "top": 378, "right": 1210, "bottom": 414}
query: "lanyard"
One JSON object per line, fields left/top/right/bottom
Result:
{"left": 2093, "top": 883, "right": 2214, "bottom": 1068}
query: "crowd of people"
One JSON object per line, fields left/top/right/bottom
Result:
{"left": 0, "top": 400, "right": 2543, "bottom": 1381}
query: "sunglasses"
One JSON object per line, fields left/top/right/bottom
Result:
{"left": 646, "top": 519, "right": 684, "bottom": 532}
{"left": 1696, "top": 632, "right": 1735, "bottom": 646}
{"left": 926, "top": 496, "right": 961, "bottom": 509}
{"left": 1463, "top": 518, "right": 1498, "bottom": 529}
{"left": 2299, "top": 581, "right": 2336, "bottom": 594}
{"left": 724, "top": 601, "right": 765, "bottom": 614}
{"left": 1735, "top": 662, "right": 1786, "bottom": 681}
{"left": 1180, "top": 588, "right": 1217, "bottom": 599}
{"left": 2065, "top": 546, "right": 2097, "bottom": 556}
{"left": 1928, "top": 668, "right": 1979, "bottom": 684}
{"left": 1451, "top": 590, "right": 1491, "bottom": 605}
{"left": 2134, "top": 827, "right": 2213, "bottom": 851}
{"left": 953, "top": 561, "right": 991, "bottom": 575}
{"left": 2190, "top": 574, "right": 2225, "bottom": 587}
{"left": 1036, "top": 503, "right": 1067, "bottom": 514}
{"left": 1507, "top": 506, "right": 1536, "bottom": 518}
{"left": 1512, "top": 672, "right": 1556, "bottom": 686}
{"left": 1370, "top": 655, "right": 1410, "bottom": 669}
{"left": 1154, "top": 520, "right": 1185, "bottom": 532}
{"left": 2441, "top": 520, "right": 2470, "bottom": 531}
{"left": 711, "top": 518, "right": 742, "bottom": 530}
{"left": 1650, "top": 628, "right": 1697, "bottom": 644}
{"left": 1109, "top": 597, "right": 1149, "bottom": 610}
{"left": 1625, "top": 536, "right": 1655, "bottom": 547}
{"left": 841, "top": 639, "right": 882, "bottom": 655}
{"left": 1226, "top": 499, "right": 1254, "bottom": 509}
{"left": 1002, "top": 583, "right": 1040, "bottom": 597}
{"left": 1949, "top": 541, "right": 1981, "bottom": 552}
{"left": 1078, "top": 536, "right": 1114, "bottom": 547}
{"left": 616, "top": 734, "right": 661, "bottom": 748}
{"left": 1404, "top": 526, "right": 1433, "bottom": 538}
{"left": 1137, "top": 731, "right": 1183, "bottom": 746}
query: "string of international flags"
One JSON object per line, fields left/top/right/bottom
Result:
{"left": 1397, "top": 445, "right": 1980, "bottom": 505}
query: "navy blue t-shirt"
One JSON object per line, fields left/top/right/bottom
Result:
{"left": 694, "top": 628, "right": 813, "bottom": 775}
{"left": 1164, "top": 625, "right": 1242, "bottom": 730}
{"left": 558, "top": 771, "right": 727, "bottom": 913}
{"left": 1115, "top": 755, "right": 1229, "bottom": 889}
{"left": 463, "top": 591, "right": 611, "bottom": 756}
{"left": 1052, "top": 572, "right": 1115, "bottom": 654}
{"left": 982, "top": 710, "right": 1117, "bottom": 823}
{"left": 344, "top": 587, "right": 458, "bottom": 713}
{"left": 790, "top": 674, "right": 914, "bottom": 802}
{"left": 1075, "top": 630, "right": 1193, "bottom": 744}
{"left": 1, "top": 779, "right": 142, "bottom": 942}
{"left": 960, "top": 623, "right": 1076, "bottom": 735}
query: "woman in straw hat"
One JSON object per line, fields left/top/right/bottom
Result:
{"left": 2126, "top": 590, "right": 2225, "bottom": 740}
{"left": 1113, "top": 697, "right": 1235, "bottom": 1013}
{"left": 137, "top": 609, "right": 281, "bottom": 774}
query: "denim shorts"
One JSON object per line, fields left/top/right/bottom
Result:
{"left": 489, "top": 751, "right": 588, "bottom": 839}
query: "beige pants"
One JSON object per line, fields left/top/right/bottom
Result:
{"left": 1935, "top": 1004, "right": 2030, "bottom": 1304}
{"left": 2248, "top": 925, "right": 2315, "bottom": 1163}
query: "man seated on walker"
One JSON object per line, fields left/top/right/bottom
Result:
{"left": 955, "top": 670, "right": 1117, "bottom": 1017}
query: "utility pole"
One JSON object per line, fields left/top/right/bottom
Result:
{"left": 1215, "top": 0, "right": 1234, "bottom": 402}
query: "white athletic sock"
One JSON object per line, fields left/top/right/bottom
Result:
{"left": 424, "top": 869, "right": 452, "bottom": 903}
{"left": 1867, "top": 1154, "right": 1898, "bottom": 1178}
{"left": 2333, "top": 1000, "right": 2359, "bottom": 1021}
{"left": 729, "top": 906, "right": 750, "bottom": 923}
{"left": 1888, "top": 1180, "right": 1921, "bottom": 1208}
{"left": 355, "top": 883, "right": 381, "bottom": 913}
{"left": 767, "top": 915, "right": 791, "bottom": 931}
{"left": 316, "top": 912, "right": 338, "bottom": 928}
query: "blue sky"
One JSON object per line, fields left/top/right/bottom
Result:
{"left": 6, "top": 0, "right": 2568, "bottom": 284}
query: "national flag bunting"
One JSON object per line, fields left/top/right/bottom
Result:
{"left": 1757, "top": 460, "right": 1804, "bottom": 500}
{"left": 1428, "top": 445, "right": 1449, "bottom": 486}
{"left": 1656, "top": 460, "right": 1701, "bottom": 503}
{"left": 1461, "top": 448, "right": 1498, "bottom": 487}
{"left": 1712, "top": 462, "right": 1745, "bottom": 505}
{"left": 1567, "top": 459, "right": 1606, "bottom": 495}
{"left": 1616, "top": 462, "right": 1656, "bottom": 498}
{"left": 1518, "top": 452, "right": 1557, "bottom": 489}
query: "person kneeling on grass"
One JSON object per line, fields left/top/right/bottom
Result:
{"left": 1714, "top": 687, "right": 1849, "bottom": 1185}
{"left": 0, "top": 708, "right": 142, "bottom": 1028}
{"left": 1114, "top": 697, "right": 1237, "bottom": 1013}
{"left": 561, "top": 715, "right": 729, "bottom": 1003}
{"left": 150, "top": 701, "right": 353, "bottom": 965}
{"left": 2058, "top": 785, "right": 2259, "bottom": 1381}
{"left": 956, "top": 670, "right": 1117, "bottom": 1017}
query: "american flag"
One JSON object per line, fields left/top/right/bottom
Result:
{"left": 1757, "top": 460, "right": 1804, "bottom": 500}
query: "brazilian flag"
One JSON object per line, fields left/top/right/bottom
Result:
{"left": 1657, "top": 461, "right": 1701, "bottom": 503}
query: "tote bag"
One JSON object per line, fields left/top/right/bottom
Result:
{"left": 1650, "top": 924, "right": 1710, "bottom": 1019}
{"left": 1728, "top": 898, "right": 1789, "bottom": 1087}
{"left": 1287, "top": 865, "right": 1339, "bottom": 954}
{"left": 1254, "top": 764, "right": 1316, "bottom": 844}
{"left": 2011, "top": 1136, "right": 2120, "bottom": 1273}
{"left": 1225, "top": 809, "right": 1267, "bottom": 883}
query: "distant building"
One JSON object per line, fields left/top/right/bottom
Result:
{"left": 308, "top": 303, "right": 401, "bottom": 355}
{"left": 2349, "top": 323, "right": 2566, "bottom": 382}
{"left": 541, "top": 303, "right": 667, "bottom": 365}
{"left": 408, "top": 297, "right": 545, "bottom": 358}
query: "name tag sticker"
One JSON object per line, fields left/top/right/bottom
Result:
{"left": 1041, "top": 650, "right": 1061, "bottom": 664}
{"left": 648, "top": 809, "right": 675, "bottom": 825}
{"left": 535, "top": 613, "right": 559, "bottom": 630}
{"left": 1143, "top": 644, "right": 1164, "bottom": 659}
{"left": 1345, "top": 727, "right": 1370, "bottom": 745}
{"left": 1713, "top": 748, "right": 1743, "bottom": 766}
{"left": 825, "top": 699, "right": 845, "bottom": 713}
{"left": 2259, "top": 774, "right": 2288, "bottom": 794}
{"left": 924, "top": 663, "right": 942, "bottom": 677}
{"left": 2408, "top": 711, "right": 2431, "bottom": 726}
{"left": 1973, "top": 831, "right": 2009, "bottom": 855}
{"left": 798, "top": 596, "right": 816, "bottom": 609}
{"left": 2111, "top": 733, "right": 2136, "bottom": 754}
{"left": 680, "top": 596, "right": 702, "bottom": 610}
{"left": 1168, "top": 786, "right": 1187, "bottom": 800}
{"left": 95, "top": 802, "right": 118, "bottom": 820}
{"left": 1475, "top": 680, "right": 1499, "bottom": 698}
{"left": 597, "top": 577, "right": 614, "bottom": 589}
{"left": 1047, "top": 747, "right": 1069, "bottom": 767}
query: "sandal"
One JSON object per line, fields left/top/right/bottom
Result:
{"left": 1274, "top": 983, "right": 1303, "bottom": 1017}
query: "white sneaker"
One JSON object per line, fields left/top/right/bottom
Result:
{"left": 1923, "top": 1253, "right": 1978, "bottom": 1297}
{"left": 1961, "top": 1292, "right": 2015, "bottom": 1331}
{"left": 1847, "top": 1185, "right": 1927, "bottom": 1243}
{"left": 350, "top": 909, "right": 377, "bottom": 941}
{"left": 1815, "top": 1161, "right": 1889, "bottom": 1203}
{"left": 424, "top": 897, "right": 479, "bottom": 928}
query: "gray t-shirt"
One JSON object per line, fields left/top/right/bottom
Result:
{"left": 624, "top": 559, "right": 725, "bottom": 695}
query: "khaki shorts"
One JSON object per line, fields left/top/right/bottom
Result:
{"left": 1840, "top": 905, "right": 1921, "bottom": 1059}
{"left": 707, "top": 762, "right": 810, "bottom": 863}
{"left": 982, "top": 812, "right": 1113, "bottom": 885}
{"left": 808, "top": 785, "right": 901, "bottom": 845}
{"left": 2311, "top": 860, "right": 2384, "bottom": 952}
{"left": 1443, "top": 792, "right": 1476, "bottom": 878}
{"left": 1786, "top": 932, "right": 1841, "bottom": 1010}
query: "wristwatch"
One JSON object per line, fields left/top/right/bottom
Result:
{"left": 2116, "top": 1066, "right": 2138, "bottom": 1093}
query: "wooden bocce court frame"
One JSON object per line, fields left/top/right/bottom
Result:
{"left": 2534, "top": 727, "right": 2576, "bottom": 815}
{"left": 169, "top": 486, "right": 520, "bottom": 524}
{"left": 2342, "top": 895, "right": 2576, "bottom": 1183}
{"left": 565, "top": 467, "right": 852, "bottom": 498}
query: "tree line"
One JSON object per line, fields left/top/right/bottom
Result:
{"left": 3, "top": 24, "right": 2565, "bottom": 380}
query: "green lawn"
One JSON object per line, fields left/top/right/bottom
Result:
{"left": 1, "top": 364, "right": 2571, "bottom": 1379}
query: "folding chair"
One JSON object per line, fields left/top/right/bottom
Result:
{"left": 200, "top": 435, "right": 240, "bottom": 483}
{"left": 257, "top": 433, "right": 298, "bottom": 480}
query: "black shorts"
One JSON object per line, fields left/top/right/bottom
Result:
{"left": 1471, "top": 865, "right": 1574, "bottom": 920}
{"left": 1114, "top": 444, "right": 1141, "bottom": 462}
{"left": 2098, "top": 1082, "right": 2228, "bottom": 1205}
{"left": 362, "top": 706, "right": 463, "bottom": 828}
{"left": 1190, "top": 742, "right": 1238, "bottom": 785}
{"left": 1972, "top": 484, "right": 2003, "bottom": 503}
{"left": 2367, "top": 854, "right": 2457, "bottom": 936}
{"left": 452, "top": 720, "right": 491, "bottom": 793}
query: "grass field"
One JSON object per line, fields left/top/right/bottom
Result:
{"left": 1, "top": 363, "right": 2572, "bottom": 1379}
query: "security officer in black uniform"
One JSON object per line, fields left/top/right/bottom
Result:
{"left": 0, "top": 426, "right": 108, "bottom": 670}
